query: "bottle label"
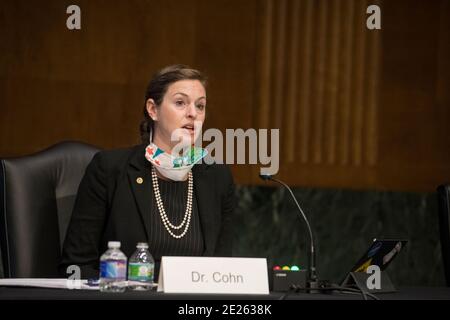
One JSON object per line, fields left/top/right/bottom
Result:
{"left": 128, "top": 262, "right": 154, "bottom": 281}
{"left": 100, "top": 260, "right": 127, "bottom": 280}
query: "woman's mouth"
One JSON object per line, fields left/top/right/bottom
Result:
{"left": 181, "top": 125, "right": 195, "bottom": 135}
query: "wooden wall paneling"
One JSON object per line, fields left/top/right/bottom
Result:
{"left": 254, "top": 0, "right": 382, "bottom": 188}
{"left": 286, "top": 0, "right": 301, "bottom": 163}
{"left": 377, "top": 0, "right": 447, "bottom": 191}
{"left": 298, "top": 0, "right": 314, "bottom": 164}
{"left": 325, "top": 0, "right": 341, "bottom": 166}
{"left": 0, "top": 0, "right": 201, "bottom": 156}
{"left": 1, "top": 0, "right": 449, "bottom": 191}
{"left": 365, "top": 0, "right": 381, "bottom": 168}
{"left": 193, "top": 0, "right": 258, "bottom": 185}
{"left": 436, "top": 0, "right": 450, "bottom": 167}
{"left": 338, "top": 0, "right": 356, "bottom": 167}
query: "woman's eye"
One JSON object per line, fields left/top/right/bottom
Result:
{"left": 175, "top": 100, "right": 185, "bottom": 107}
{"left": 196, "top": 104, "right": 205, "bottom": 111}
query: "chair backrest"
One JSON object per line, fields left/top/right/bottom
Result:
{"left": 0, "top": 141, "right": 100, "bottom": 278}
{"left": 438, "top": 184, "right": 450, "bottom": 286}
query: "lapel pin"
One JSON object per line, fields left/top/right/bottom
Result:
{"left": 136, "top": 177, "right": 144, "bottom": 184}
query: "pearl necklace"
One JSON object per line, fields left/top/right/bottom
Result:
{"left": 151, "top": 167, "right": 193, "bottom": 239}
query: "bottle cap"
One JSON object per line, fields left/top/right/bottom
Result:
{"left": 137, "top": 242, "right": 149, "bottom": 249}
{"left": 108, "top": 241, "right": 121, "bottom": 248}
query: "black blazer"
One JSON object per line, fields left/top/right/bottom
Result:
{"left": 59, "top": 143, "right": 236, "bottom": 278}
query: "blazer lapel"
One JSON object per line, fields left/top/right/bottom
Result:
{"left": 193, "top": 163, "right": 215, "bottom": 255}
{"left": 127, "top": 144, "right": 152, "bottom": 241}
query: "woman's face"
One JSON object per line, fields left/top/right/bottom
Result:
{"left": 147, "top": 79, "right": 206, "bottom": 152}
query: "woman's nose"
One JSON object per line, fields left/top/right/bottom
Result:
{"left": 186, "top": 103, "right": 197, "bottom": 118}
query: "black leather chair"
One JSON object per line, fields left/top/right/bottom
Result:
{"left": 438, "top": 184, "right": 450, "bottom": 286}
{"left": 0, "top": 141, "right": 100, "bottom": 278}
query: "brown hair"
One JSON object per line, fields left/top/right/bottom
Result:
{"left": 140, "top": 64, "right": 207, "bottom": 143}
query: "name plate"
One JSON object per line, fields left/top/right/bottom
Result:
{"left": 157, "top": 256, "right": 269, "bottom": 294}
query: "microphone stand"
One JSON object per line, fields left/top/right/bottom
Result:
{"left": 260, "top": 174, "right": 320, "bottom": 293}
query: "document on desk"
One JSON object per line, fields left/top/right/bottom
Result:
{"left": 0, "top": 278, "right": 99, "bottom": 290}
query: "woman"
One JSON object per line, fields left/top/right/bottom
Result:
{"left": 60, "top": 65, "right": 236, "bottom": 279}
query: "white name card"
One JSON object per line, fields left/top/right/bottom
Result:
{"left": 157, "top": 256, "right": 269, "bottom": 294}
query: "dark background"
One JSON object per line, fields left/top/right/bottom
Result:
{"left": 1, "top": 0, "right": 449, "bottom": 285}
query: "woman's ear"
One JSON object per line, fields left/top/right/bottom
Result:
{"left": 146, "top": 99, "right": 158, "bottom": 121}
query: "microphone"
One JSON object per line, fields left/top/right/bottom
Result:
{"left": 259, "top": 174, "right": 319, "bottom": 291}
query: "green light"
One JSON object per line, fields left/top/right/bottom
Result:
{"left": 290, "top": 265, "right": 300, "bottom": 271}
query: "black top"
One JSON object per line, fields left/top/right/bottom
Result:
{"left": 148, "top": 177, "right": 205, "bottom": 259}
{"left": 59, "top": 143, "right": 235, "bottom": 279}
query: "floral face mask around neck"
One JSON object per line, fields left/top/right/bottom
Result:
{"left": 144, "top": 142, "right": 208, "bottom": 181}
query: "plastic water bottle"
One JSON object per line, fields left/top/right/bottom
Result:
{"left": 99, "top": 241, "right": 127, "bottom": 293}
{"left": 128, "top": 242, "right": 155, "bottom": 291}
